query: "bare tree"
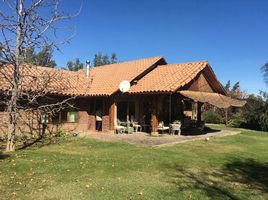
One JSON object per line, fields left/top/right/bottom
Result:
{"left": 0, "top": 0, "right": 84, "bottom": 151}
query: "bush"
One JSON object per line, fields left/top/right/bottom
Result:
{"left": 242, "top": 94, "right": 268, "bottom": 132}
{"left": 202, "top": 111, "right": 224, "bottom": 124}
{"left": 227, "top": 112, "right": 246, "bottom": 128}
{"left": 257, "top": 112, "right": 268, "bottom": 132}
{"left": 17, "top": 135, "right": 29, "bottom": 142}
{"left": 54, "top": 129, "right": 67, "bottom": 138}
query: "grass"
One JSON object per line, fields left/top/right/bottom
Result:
{"left": 0, "top": 125, "right": 268, "bottom": 200}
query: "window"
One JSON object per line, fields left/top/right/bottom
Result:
{"left": 67, "top": 111, "right": 78, "bottom": 123}
{"left": 41, "top": 113, "right": 49, "bottom": 124}
{"left": 51, "top": 110, "right": 78, "bottom": 124}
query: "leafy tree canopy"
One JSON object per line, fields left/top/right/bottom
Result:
{"left": 93, "top": 52, "right": 117, "bottom": 67}
{"left": 25, "top": 47, "right": 57, "bottom": 68}
{"left": 242, "top": 92, "right": 268, "bottom": 131}
{"left": 66, "top": 58, "right": 84, "bottom": 71}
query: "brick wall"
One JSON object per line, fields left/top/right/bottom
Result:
{"left": 0, "top": 97, "right": 115, "bottom": 135}
{"left": 0, "top": 111, "right": 41, "bottom": 136}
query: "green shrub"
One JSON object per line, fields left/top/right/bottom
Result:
{"left": 242, "top": 93, "right": 268, "bottom": 132}
{"left": 202, "top": 111, "right": 224, "bottom": 124}
{"left": 54, "top": 129, "right": 67, "bottom": 138}
{"left": 227, "top": 113, "right": 246, "bottom": 128}
{"left": 258, "top": 112, "right": 268, "bottom": 132}
{"left": 16, "top": 135, "right": 29, "bottom": 142}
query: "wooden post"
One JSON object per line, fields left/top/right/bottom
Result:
{"left": 150, "top": 96, "right": 158, "bottom": 134}
{"left": 109, "top": 100, "right": 116, "bottom": 130}
{"left": 197, "top": 102, "right": 202, "bottom": 123}
{"left": 169, "top": 94, "right": 172, "bottom": 124}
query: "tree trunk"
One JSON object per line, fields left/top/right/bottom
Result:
{"left": 6, "top": 0, "right": 24, "bottom": 152}
{"left": 6, "top": 112, "right": 17, "bottom": 151}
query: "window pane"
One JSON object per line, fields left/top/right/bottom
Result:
{"left": 41, "top": 113, "right": 49, "bottom": 124}
{"left": 68, "top": 112, "right": 78, "bottom": 122}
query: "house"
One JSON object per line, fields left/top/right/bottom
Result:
{"left": 0, "top": 56, "right": 245, "bottom": 135}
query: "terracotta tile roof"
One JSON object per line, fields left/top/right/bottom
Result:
{"left": 179, "top": 90, "right": 246, "bottom": 108}
{"left": 129, "top": 61, "right": 208, "bottom": 93}
{"left": 0, "top": 56, "right": 164, "bottom": 96}
{"left": 84, "top": 56, "right": 164, "bottom": 96}
{"left": 0, "top": 64, "right": 91, "bottom": 96}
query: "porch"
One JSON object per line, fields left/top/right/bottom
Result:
{"left": 86, "top": 91, "right": 245, "bottom": 134}
{"left": 109, "top": 93, "right": 204, "bottom": 135}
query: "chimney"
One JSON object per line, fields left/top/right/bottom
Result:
{"left": 86, "top": 60, "right": 90, "bottom": 78}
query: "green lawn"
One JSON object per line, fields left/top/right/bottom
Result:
{"left": 0, "top": 126, "right": 268, "bottom": 200}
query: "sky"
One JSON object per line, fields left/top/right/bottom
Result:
{"left": 2, "top": 0, "right": 268, "bottom": 93}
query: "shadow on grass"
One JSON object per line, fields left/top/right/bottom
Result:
{"left": 0, "top": 151, "right": 10, "bottom": 160}
{"left": 224, "top": 158, "right": 268, "bottom": 192}
{"left": 17, "top": 136, "right": 46, "bottom": 150}
{"left": 181, "top": 126, "right": 221, "bottom": 136}
{"left": 164, "top": 158, "right": 268, "bottom": 199}
{"left": 17, "top": 136, "right": 68, "bottom": 150}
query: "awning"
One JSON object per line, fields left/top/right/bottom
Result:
{"left": 179, "top": 90, "right": 246, "bottom": 109}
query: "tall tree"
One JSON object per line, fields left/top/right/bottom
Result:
{"left": 261, "top": 63, "right": 268, "bottom": 86}
{"left": 224, "top": 80, "right": 231, "bottom": 91}
{"left": 67, "top": 58, "right": 84, "bottom": 71}
{"left": 0, "top": 0, "right": 81, "bottom": 151}
{"left": 224, "top": 81, "right": 245, "bottom": 99}
{"left": 231, "top": 82, "right": 240, "bottom": 93}
{"left": 25, "top": 47, "right": 57, "bottom": 67}
{"left": 93, "top": 52, "right": 117, "bottom": 67}
{"left": 110, "top": 53, "right": 117, "bottom": 64}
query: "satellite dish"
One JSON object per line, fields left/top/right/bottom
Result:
{"left": 119, "top": 80, "right": 131, "bottom": 93}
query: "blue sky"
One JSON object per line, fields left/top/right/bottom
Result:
{"left": 4, "top": 0, "right": 268, "bottom": 93}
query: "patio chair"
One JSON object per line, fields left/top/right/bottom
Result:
{"left": 170, "top": 120, "right": 181, "bottom": 135}
{"left": 115, "top": 119, "right": 126, "bottom": 134}
{"left": 115, "top": 125, "right": 125, "bottom": 134}
{"left": 132, "top": 122, "right": 142, "bottom": 132}
{"left": 157, "top": 121, "right": 170, "bottom": 134}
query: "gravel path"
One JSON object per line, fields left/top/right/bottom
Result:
{"left": 79, "top": 129, "right": 240, "bottom": 147}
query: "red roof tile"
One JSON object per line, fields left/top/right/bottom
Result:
{"left": 129, "top": 61, "right": 208, "bottom": 93}
{"left": 84, "top": 56, "right": 164, "bottom": 96}
{"left": 0, "top": 56, "right": 164, "bottom": 96}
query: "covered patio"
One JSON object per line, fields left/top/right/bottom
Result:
{"left": 111, "top": 91, "right": 245, "bottom": 135}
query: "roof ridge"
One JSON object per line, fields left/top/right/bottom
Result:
{"left": 91, "top": 56, "right": 164, "bottom": 69}
{"left": 20, "top": 64, "right": 81, "bottom": 75}
{"left": 158, "top": 60, "right": 208, "bottom": 67}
